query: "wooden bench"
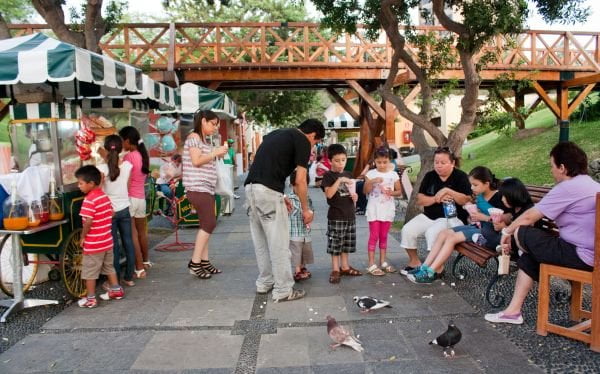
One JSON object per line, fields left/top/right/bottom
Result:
{"left": 451, "top": 185, "right": 553, "bottom": 307}
{"left": 536, "top": 193, "right": 599, "bottom": 352}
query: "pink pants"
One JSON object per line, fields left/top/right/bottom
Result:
{"left": 368, "top": 221, "right": 392, "bottom": 252}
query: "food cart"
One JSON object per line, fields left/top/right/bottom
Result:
{"left": 0, "top": 33, "right": 159, "bottom": 307}
{"left": 326, "top": 112, "right": 360, "bottom": 171}
{"left": 159, "top": 82, "right": 238, "bottom": 226}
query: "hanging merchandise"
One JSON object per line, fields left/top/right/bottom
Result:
{"left": 160, "top": 134, "right": 177, "bottom": 153}
{"left": 157, "top": 116, "right": 175, "bottom": 134}
{"left": 75, "top": 122, "right": 95, "bottom": 161}
{"left": 143, "top": 132, "right": 161, "bottom": 150}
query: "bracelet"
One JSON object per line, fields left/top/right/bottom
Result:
{"left": 501, "top": 228, "right": 512, "bottom": 236}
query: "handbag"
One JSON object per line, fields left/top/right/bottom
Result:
{"left": 214, "top": 159, "right": 233, "bottom": 196}
{"left": 497, "top": 245, "right": 511, "bottom": 275}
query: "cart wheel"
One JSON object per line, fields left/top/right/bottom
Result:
{"left": 59, "top": 229, "right": 86, "bottom": 298}
{"left": 0, "top": 234, "right": 39, "bottom": 297}
{"left": 48, "top": 269, "right": 61, "bottom": 281}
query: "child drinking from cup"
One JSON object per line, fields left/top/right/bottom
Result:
{"left": 363, "top": 146, "right": 402, "bottom": 276}
{"left": 407, "top": 166, "right": 508, "bottom": 284}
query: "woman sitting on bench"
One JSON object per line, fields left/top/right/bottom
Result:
{"left": 407, "top": 166, "right": 508, "bottom": 284}
{"left": 485, "top": 142, "right": 600, "bottom": 325}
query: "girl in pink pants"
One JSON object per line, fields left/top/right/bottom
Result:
{"left": 363, "top": 147, "right": 403, "bottom": 276}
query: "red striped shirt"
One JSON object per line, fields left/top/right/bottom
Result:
{"left": 80, "top": 188, "right": 113, "bottom": 254}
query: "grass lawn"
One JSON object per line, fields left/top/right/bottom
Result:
{"left": 406, "top": 109, "right": 600, "bottom": 185}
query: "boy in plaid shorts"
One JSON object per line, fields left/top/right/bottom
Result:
{"left": 321, "top": 144, "right": 363, "bottom": 284}
{"left": 75, "top": 165, "right": 124, "bottom": 308}
{"left": 288, "top": 169, "right": 314, "bottom": 282}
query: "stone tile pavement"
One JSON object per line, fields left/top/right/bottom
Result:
{"left": 0, "top": 187, "right": 544, "bottom": 373}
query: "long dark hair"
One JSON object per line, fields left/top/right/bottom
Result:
{"left": 469, "top": 166, "right": 500, "bottom": 190}
{"left": 193, "top": 110, "right": 219, "bottom": 142}
{"left": 119, "top": 126, "right": 150, "bottom": 175}
{"left": 104, "top": 135, "right": 123, "bottom": 182}
{"left": 499, "top": 178, "right": 532, "bottom": 209}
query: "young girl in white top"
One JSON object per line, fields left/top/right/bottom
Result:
{"left": 363, "top": 146, "right": 402, "bottom": 276}
{"left": 97, "top": 135, "right": 136, "bottom": 286}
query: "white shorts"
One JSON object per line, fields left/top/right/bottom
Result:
{"left": 400, "top": 213, "right": 463, "bottom": 251}
{"left": 129, "top": 197, "right": 146, "bottom": 218}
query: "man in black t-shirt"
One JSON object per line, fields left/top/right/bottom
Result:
{"left": 244, "top": 119, "right": 325, "bottom": 302}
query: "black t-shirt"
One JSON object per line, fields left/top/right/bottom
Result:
{"left": 322, "top": 170, "right": 355, "bottom": 221}
{"left": 244, "top": 128, "right": 311, "bottom": 193}
{"left": 419, "top": 168, "right": 472, "bottom": 223}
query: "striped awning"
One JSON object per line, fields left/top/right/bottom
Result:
{"left": 0, "top": 33, "right": 143, "bottom": 97}
{"left": 327, "top": 112, "right": 359, "bottom": 129}
{"left": 10, "top": 102, "right": 81, "bottom": 121}
{"left": 81, "top": 98, "right": 149, "bottom": 112}
{"left": 128, "top": 75, "right": 177, "bottom": 110}
{"left": 178, "top": 83, "right": 237, "bottom": 119}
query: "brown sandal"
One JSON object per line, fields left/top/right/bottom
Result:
{"left": 294, "top": 271, "right": 310, "bottom": 282}
{"left": 329, "top": 271, "right": 341, "bottom": 284}
{"left": 340, "top": 266, "right": 363, "bottom": 276}
{"left": 301, "top": 267, "right": 312, "bottom": 278}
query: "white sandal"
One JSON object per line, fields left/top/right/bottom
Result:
{"left": 143, "top": 261, "right": 154, "bottom": 270}
{"left": 134, "top": 269, "right": 146, "bottom": 279}
{"left": 366, "top": 264, "right": 385, "bottom": 276}
{"left": 381, "top": 262, "right": 397, "bottom": 273}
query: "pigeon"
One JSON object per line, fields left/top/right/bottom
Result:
{"left": 353, "top": 296, "right": 392, "bottom": 313}
{"left": 326, "top": 315, "right": 364, "bottom": 352}
{"left": 429, "top": 320, "right": 462, "bottom": 358}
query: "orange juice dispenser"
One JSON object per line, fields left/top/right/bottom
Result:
{"left": 2, "top": 178, "right": 28, "bottom": 230}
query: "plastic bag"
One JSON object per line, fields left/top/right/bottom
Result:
{"left": 214, "top": 160, "right": 233, "bottom": 196}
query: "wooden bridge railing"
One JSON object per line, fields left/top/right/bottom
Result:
{"left": 8, "top": 23, "right": 600, "bottom": 73}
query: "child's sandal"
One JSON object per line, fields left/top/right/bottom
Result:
{"left": 329, "top": 271, "right": 341, "bottom": 284}
{"left": 340, "top": 266, "right": 363, "bottom": 276}
{"left": 366, "top": 264, "right": 385, "bottom": 276}
{"left": 300, "top": 267, "right": 312, "bottom": 278}
{"left": 381, "top": 262, "right": 397, "bottom": 273}
{"left": 134, "top": 269, "right": 146, "bottom": 279}
{"left": 143, "top": 261, "right": 154, "bottom": 270}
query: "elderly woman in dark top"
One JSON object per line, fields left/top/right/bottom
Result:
{"left": 399, "top": 147, "right": 472, "bottom": 275}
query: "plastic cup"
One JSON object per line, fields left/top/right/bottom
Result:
{"left": 464, "top": 203, "right": 478, "bottom": 214}
{"left": 347, "top": 179, "right": 356, "bottom": 195}
{"left": 488, "top": 207, "right": 504, "bottom": 224}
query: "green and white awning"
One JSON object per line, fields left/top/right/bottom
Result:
{"left": 10, "top": 102, "right": 81, "bottom": 121}
{"left": 81, "top": 98, "right": 150, "bottom": 112}
{"left": 179, "top": 83, "right": 237, "bottom": 119}
{"left": 0, "top": 33, "right": 142, "bottom": 97}
{"left": 129, "top": 75, "right": 177, "bottom": 110}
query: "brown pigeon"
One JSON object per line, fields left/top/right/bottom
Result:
{"left": 326, "top": 315, "right": 364, "bottom": 352}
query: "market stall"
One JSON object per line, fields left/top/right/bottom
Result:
{"left": 158, "top": 83, "right": 238, "bottom": 225}
{"left": 0, "top": 33, "right": 159, "bottom": 304}
{"left": 326, "top": 112, "right": 360, "bottom": 171}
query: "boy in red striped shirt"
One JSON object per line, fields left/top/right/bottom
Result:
{"left": 75, "top": 165, "right": 124, "bottom": 308}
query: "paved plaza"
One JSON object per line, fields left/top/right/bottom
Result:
{"left": 0, "top": 187, "right": 586, "bottom": 373}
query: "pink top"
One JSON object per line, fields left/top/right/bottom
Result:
{"left": 123, "top": 150, "right": 146, "bottom": 199}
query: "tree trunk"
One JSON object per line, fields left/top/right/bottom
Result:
{"left": 0, "top": 13, "right": 10, "bottom": 40}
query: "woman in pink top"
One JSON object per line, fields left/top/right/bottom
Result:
{"left": 183, "top": 110, "right": 228, "bottom": 279}
{"left": 119, "top": 126, "right": 151, "bottom": 279}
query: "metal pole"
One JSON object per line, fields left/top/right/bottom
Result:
{"left": 559, "top": 120, "right": 570, "bottom": 142}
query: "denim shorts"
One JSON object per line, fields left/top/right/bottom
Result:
{"left": 452, "top": 224, "right": 481, "bottom": 243}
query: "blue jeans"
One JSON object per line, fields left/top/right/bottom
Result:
{"left": 112, "top": 207, "right": 135, "bottom": 282}
{"left": 159, "top": 184, "right": 174, "bottom": 199}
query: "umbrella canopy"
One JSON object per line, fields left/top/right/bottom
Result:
{"left": 327, "top": 112, "right": 359, "bottom": 128}
{"left": 0, "top": 33, "right": 142, "bottom": 98}
{"left": 179, "top": 83, "right": 237, "bottom": 119}
{"left": 130, "top": 75, "right": 178, "bottom": 110}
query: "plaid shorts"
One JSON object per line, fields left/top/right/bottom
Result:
{"left": 327, "top": 219, "right": 356, "bottom": 255}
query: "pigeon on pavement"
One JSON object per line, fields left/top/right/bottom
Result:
{"left": 326, "top": 315, "right": 364, "bottom": 352}
{"left": 353, "top": 296, "right": 392, "bottom": 313}
{"left": 429, "top": 320, "right": 462, "bottom": 357}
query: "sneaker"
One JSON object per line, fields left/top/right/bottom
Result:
{"left": 99, "top": 288, "right": 125, "bottom": 301}
{"left": 256, "top": 285, "right": 274, "bottom": 295}
{"left": 484, "top": 311, "right": 524, "bottom": 325}
{"left": 233, "top": 194, "right": 240, "bottom": 199}
{"left": 274, "top": 288, "right": 306, "bottom": 303}
{"left": 78, "top": 297, "right": 98, "bottom": 308}
{"left": 400, "top": 265, "right": 421, "bottom": 276}
{"left": 407, "top": 268, "right": 436, "bottom": 284}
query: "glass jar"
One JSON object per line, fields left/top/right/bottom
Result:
{"left": 39, "top": 195, "right": 50, "bottom": 223}
{"left": 2, "top": 196, "right": 28, "bottom": 230}
{"left": 27, "top": 200, "right": 42, "bottom": 227}
{"left": 49, "top": 194, "right": 64, "bottom": 221}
